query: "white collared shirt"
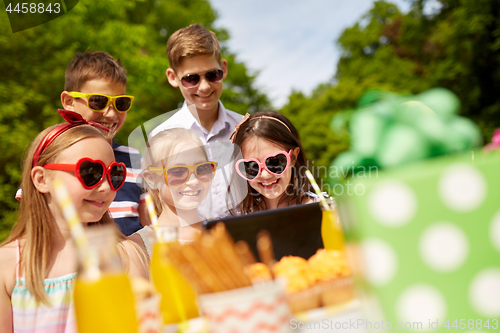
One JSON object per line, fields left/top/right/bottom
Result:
{"left": 149, "top": 101, "right": 245, "bottom": 221}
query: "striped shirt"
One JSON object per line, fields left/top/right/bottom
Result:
{"left": 111, "top": 141, "right": 145, "bottom": 236}
{"left": 11, "top": 240, "right": 77, "bottom": 333}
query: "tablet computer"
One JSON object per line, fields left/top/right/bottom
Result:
{"left": 203, "top": 203, "right": 323, "bottom": 260}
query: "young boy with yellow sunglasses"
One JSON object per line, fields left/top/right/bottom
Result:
{"left": 60, "top": 51, "right": 148, "bottom": 235}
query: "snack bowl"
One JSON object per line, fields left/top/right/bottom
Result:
{"left": 198, "top": 280, "right": 292, "bottom": 333}
{"left": 317, "top": 276, "right": 355, "bottom": 307}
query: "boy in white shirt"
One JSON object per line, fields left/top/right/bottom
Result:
{"left": 150, "top": 24, "right": 244, "bottom": 219}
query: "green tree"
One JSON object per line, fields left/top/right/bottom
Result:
{"left": 0, "top": 0, "right": 270, "bottom": 241}
{"left": 414, "top": 0, "right": 500, "bottom": 137}
{"left": 281, "top": 0, "right": 500, "bottom": 192}
{"left": 335, "top": 0, "right": 500, "bottom": 138}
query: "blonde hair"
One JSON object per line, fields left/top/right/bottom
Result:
{"left": 1, "top": 125, "right": 145, "bottom": 304}
{"left": 143, "top": 128, "right": 208, "bottom": 215}
{"left": 166, "top": 23, "right": 221, "bottom": 72}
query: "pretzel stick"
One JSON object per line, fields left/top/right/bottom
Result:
{"left": 235, "top": 241, "right": 257, "bottom": 266}
{"left": 179, "top": 263, "right": 211, "bottom": 294}
{"left": 194, "top": 236, "right": 237, "bottom": 290}
{"left": 257, "top": 230, "right": 276, "bottom": 267}
{"left": 212, "top": 223, "right": 235, "bottom": 246}
{"left": 167, "top": 237, "right": 224, "bottom": 293}
{"left": 211, "top": 224, "right": 252, "bottom": 288}
{"left": 176, "top": 246, "right": 216, "bottom": 293}
{"left": 180, "top": 245, "right": 226, "bottom": 293}
{"left": 167, "top": 247, "right": 210, "bottom": 294}
{"left": 203, "top": 236, "right": 247, "bottom": 289}
{"left": 166, "top": 224, "right": 253, "bottom": 293}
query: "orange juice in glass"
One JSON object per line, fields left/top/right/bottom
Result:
{"left": 321, "top": 198, "right": 345, "bottom": 251}
{"left": 74, "top": 273, "right": 138, "bottom": 333}
{"left": 73, "top": 225, "right": 139, "bottom": 333}
{"left": 150, "top": 225, "right": 199, "bottom": 325}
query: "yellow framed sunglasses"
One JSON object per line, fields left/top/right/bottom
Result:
{"left": 69, "top": 92, "right": 134, "bottom": 113}
{"left": 148, "top": 161, "right": 218, "bottom": 187}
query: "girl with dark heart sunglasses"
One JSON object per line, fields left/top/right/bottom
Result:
{"left": 235, "top": 150, "right": 293, "bottom": 182}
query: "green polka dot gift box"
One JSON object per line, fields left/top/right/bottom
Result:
{"left": 337, "top": 151, "right": 500, "bottom": 332}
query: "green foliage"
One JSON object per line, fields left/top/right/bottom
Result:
{"left": 0, "top": 0, "right": 269, "bottom": 241}
{"left": 281, "top": 0, "right": 500, "bottom": 195}
{"left": 2, "top": 0, "right": 498, "bottom": 238}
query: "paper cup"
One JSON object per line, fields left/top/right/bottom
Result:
{"left": 136, "top": 294, "right": 162, "bottom": 333}
{"left": 199, "top": 281, "right": 293, "bottom": 333}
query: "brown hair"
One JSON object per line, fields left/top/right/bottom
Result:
{"left": 142, "top": 128, "right": 208, "bottom": 215}
{"left": 0, "top": 125, "right": 143, "bottom": 304}
{"left": 64, "top": 51, "right": 127, "bottom": 91}
{"left": 230, "top": 111, "right": 312, "bottom": 214}
{"left": 166, "top": 23, "right": 221, "bottom": 72}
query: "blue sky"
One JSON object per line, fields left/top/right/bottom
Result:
{"left": 210, "top": 0, "right": 412, "bottom": 107}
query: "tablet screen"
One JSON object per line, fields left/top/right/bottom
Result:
{"left": 203, "top": 203, "right": 324, "bottom": 260}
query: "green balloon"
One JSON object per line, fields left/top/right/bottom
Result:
{"left": 330, "top": 110, "right": 353, "bottom": 134}
{"left": 417, "top": 88, "right": 461, "bottom": 120}
{"left": 327, "top": 171, "right": 346, "bottom": 196}
{"left": 357, "top": 90, "right": 394, "bottom": 107}
{"left": 367, "top": 100, "right": 397, "bottom": 118}
{"left": 428, "top": 142, "right": 449, "bottom": 157}
{"left": 393, "top": 100, "right": 428, "bottom": 125}
{"left": 350, "top": 111, "right": 387, "bottom": 157}
{"left": 449, "top": 116, "right": 483, "bottom": 149}
{"left": 376, "top": 124, "right": 430, "bottom": 168}
{"left": 330, "top": 88, "right": 482, "bottom": 173}
{"left": 354, "top": 157, "right": 380, "bottom": 178}
{"left": 330, "top": 150, "right": 364, "bottom": 179}
{"left": 414, "top": 112, "right": 448, "bottom": 145}
{"left": 441, "top": 127, "right": 469, "bottom": 154}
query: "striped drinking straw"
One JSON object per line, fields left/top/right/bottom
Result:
{"left": 305, "top": 170, "right": 330, "bottom": 211}
{"left": 144, "top": 193, "right": 164, "bottom": 243}
{"left": 52, "top": 178, "right": 91, "bottom": 269}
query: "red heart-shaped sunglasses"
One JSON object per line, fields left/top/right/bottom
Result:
{"left": 43, "top": 158, "right": 126, "bottom": 191}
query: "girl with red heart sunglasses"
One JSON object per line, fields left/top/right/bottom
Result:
{"left": 0, "top": 112, "right": 148, "bottom": 332}
{"left": 229, "top": 110, "right": 314, "bottom": 214}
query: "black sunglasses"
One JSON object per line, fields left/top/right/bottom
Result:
{"left": 179, "top": 69, "right": 224, "bottom": 89}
